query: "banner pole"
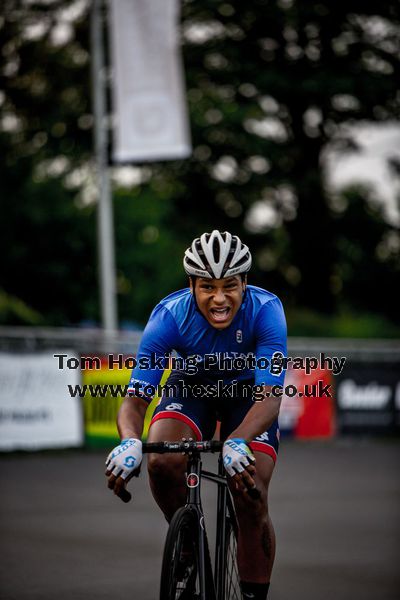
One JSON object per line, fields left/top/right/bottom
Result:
{"left": 90, "top": 0, "right": 118, "bottom": 332}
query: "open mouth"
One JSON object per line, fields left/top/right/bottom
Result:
{"left": 209, "top": 307, "right": 231, "bottom": 323}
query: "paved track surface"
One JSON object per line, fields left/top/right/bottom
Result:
{"left": 1, "top": 439, "right": 399, "bottom": 600}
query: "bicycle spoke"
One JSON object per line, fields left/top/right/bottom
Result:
{"left": 224, "top": 519, "right": 241, "bottom": 600}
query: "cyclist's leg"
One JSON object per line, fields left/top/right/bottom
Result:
{"left": 228, "top": 451, "right": 276, "bottom": 583}
{"left": 147, "top": 417, "right": 195, "bottom": 521}
{"left": 147, "top": 372, "right": 217, "bottom": 521}
{"left": 221, "top": 395, "right": 279, "bottom": 586}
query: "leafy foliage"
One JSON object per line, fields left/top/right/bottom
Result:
{"left": 0, "top": 0, "right": 399, "bottom": 332}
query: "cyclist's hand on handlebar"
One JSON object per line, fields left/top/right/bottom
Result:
{"left": 105, "top": 438, "right": 142, "bottom": 503}
{"left": 223, "top": 438, "right": 257, "bottom": 493}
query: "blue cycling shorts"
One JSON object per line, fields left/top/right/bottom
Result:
{"left": 150, "top": 371, "right": 280, "bottom": 463}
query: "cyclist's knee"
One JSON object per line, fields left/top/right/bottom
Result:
{"left": 231, "top": 484, "right": 270, "bottom": 522}
{"left": 147, "top": 453, "right": 187, "bottom": 483}
{"left": 231, "top": 451, "right": 275, "bottom": 518}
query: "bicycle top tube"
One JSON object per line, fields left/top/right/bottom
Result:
{"left": 142, "top": 440, "right": 223, "bottom": 454}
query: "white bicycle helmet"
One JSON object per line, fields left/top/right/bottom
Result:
{"left": 183, "top": 230, "right": 252, "bottom": 279}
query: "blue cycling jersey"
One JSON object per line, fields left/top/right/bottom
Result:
{"left": 128, "top": 285, "right": 287, "bottom": 400}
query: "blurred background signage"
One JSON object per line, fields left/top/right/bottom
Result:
{"left": 0, "top": 352, "right": 83, "bottom": 451}
{"left": 1, "top": 332, "right": 398, "bottom": 449}
{"left": 336, "top": 364, "right": 400, "bottom": 434}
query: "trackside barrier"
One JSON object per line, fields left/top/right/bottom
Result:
{"left": 288, "top": 338, "right": 400, "bottom": 437}
{"left": 0, "top": 327, "right": 399, "bottom": 450}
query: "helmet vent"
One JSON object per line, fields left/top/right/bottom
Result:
{"left": 183, "top": 229, "right": 252, "bottom": 279}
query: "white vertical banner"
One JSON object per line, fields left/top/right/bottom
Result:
{"left": 109, "top": 0, "right": 192, "bottom": 163}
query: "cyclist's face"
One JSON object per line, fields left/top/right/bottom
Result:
{"left": 191, "top": 275, "right": 246, "bottom": 329}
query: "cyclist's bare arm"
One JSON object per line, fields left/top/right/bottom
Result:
{"left": 117, "top": 394, "right": 148, "bottom": 440}
{"left": 105, "top": 395, "right": 148, "bottom": 500}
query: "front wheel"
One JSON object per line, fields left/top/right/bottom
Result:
{"left": 223, "top": 514, "right": 241, "bottom": 600}
{"left": 159, "top": 506, "right": 213, "bottom": 600}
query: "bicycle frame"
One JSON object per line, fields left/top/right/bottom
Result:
{"left": 184, "top": 450, "right": 211, "bottom": 600}
{"left": 185, "top": 450, "right": 237, "bottom": 600}
{"left": 143, "top": 440, "right": 240, "bottom": 600}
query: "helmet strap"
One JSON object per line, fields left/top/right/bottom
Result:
{"left": 241, "top": 274, "right": 248, "bottom": 301}
{"left": 189, "top": 276, "right": 200, "bottom": 311}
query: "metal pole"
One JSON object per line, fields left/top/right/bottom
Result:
{"left": 90, "top": 0, "right": 118, "bottom": 331}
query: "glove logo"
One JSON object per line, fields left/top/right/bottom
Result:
{"left": 111, "top": 446, "right": 124, "bottom": 458}
{"left": 227, "top": 440, "right": 247, "bottom": 455}
{"left": 123, "top": 456, "right": 136, "bottom": 468}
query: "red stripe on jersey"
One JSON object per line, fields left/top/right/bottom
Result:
{"left": 249, "top": 441, "right": 277, "bottom": 463}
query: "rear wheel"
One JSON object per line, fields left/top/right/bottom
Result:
{"left": 159, "top": 507, "right": 213, "bottom": 600}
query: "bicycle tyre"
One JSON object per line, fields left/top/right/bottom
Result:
{"left": 159, "top": 506, "right": 214, "bottom": 600}
{"left": 223, "top": 512, "right": 241, "bottom": 600}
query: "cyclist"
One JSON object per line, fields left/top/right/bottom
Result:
{"left": 106, "top": 230, "right": 287, "bottom": 600}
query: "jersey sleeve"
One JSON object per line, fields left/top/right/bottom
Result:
{"left": 254, "top": 297, "right": 287, "bottom": 387}
{"left": 127, "top": 304, "right": 180, "bottom": 401}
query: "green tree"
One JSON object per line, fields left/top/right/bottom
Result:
{"left": 1, "top": 0, "right": 399, "bottom": 330}
{"left": 0, "top": 0, "right": 97, "bottom": 324}
{"left": 173, "top": 0, "right": 400, "bottom": 316}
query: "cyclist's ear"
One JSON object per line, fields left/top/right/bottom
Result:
{"left": 189, "top": 276, "right": 195, "bottom": 293}
{"left": 241, "top": 274, "right": 247, "bottom": 294}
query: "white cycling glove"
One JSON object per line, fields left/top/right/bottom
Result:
{"left": 223, "top": 438, "right": 255, "bottom": 477}
{"left": 105, "top": 438, "right": 142, "bottom": 480}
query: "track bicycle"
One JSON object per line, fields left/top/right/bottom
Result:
{"left": 141, "top": 439, "right": 260, "bottom": 600}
